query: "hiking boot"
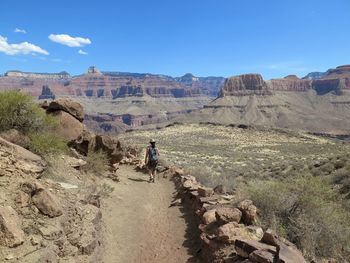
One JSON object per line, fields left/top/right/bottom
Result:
{"left": 149, "top": 176, "right": 154, "bottom": 183}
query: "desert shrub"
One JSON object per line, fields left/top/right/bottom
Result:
{"left": 0, "top": 91, "right": 53, "bottom": 133}
{"left": 0, "top": 91, "right": 66, "bottom": 157}
{"left": 82, "top": 150, "right": 110, "bottom": 176}
{"left": 191, "top": 165, "right": 238, "bottom": 190}
{"left": 248, "top": 175, "right": 350, "bottom": 260}
{"left": 27, "top": 132, "right": 69, "bottom": 156}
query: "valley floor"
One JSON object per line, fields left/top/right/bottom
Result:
{"left": 100, "top": 165, "right": 200, "bottom": 263}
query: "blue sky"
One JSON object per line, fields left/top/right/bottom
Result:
{"left": 0, "top": 0, "right": 349, "bottom": 79}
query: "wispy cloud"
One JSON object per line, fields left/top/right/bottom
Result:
{"left": 0, "top": 35, "right": 49, "bottom": 56}
{"left": 14, "top": 28, "right": 27, "bottom": 34}
{"left": 48, "top": 34, "right": 91, "bottom": 47}
{"left": 78, "top": 49, "right": 88, "bottom": 55}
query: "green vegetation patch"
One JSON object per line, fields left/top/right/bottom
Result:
{"left": 0, "top": 91, "right": 68, "bottom": 157}
{"left": 248, "top": 176, "right": 350, "bottom": 260}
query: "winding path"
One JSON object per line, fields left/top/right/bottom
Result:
{"left": 101, "top": 165, "right": 200, "bottom": 263}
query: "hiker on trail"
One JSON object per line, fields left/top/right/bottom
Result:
{"left": 145, "top": 139, "right": 160, "bottom": 183}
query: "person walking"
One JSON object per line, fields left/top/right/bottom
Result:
{"left": 145, "top": 139, "right": 160, "bottom": 183}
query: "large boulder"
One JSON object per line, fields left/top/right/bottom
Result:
{"left": 0, "top": 136, "right": 46, "bottom": 176}
{"left": 0, "top": 206, "right": 25, "bottom": 247}
{"left": 216, "top": 222, "right": 260, "bottom": 244}
{"left": 235, "top": 239, "right": 276, "bottom": 258}
{"left": 238, "top": 200, "right": 257, "bottom": 225}
{"left": 69, "top": 130, "right": 96, "bottom": 156}
{"left": 49, "top": 110, "right": 84, "bottom": 141}
{"left": 32, "top": 189, "right": 63, "bottom": 218}
{"left": 48, "top": 99, "right": 84, "bottom": 122}
{"left": 94, "top": 135, "right": 124, "bottom": 164}
{"left": 198, "top": 186, "right": 214, "bottom": 197}
{"left": 69, "top": 131, "right": 128, "bottom": 164}
{"left": 202, "top": 209, "right": 217, "bottom": 225}
{"left": 215, "top": 207, "right": 242, "bottom": 225}
{"left": 261, "top": 229, "right": 307, "bottom": 263}
{"left": 249, "top": 249, "right": 275, "bottom": 263}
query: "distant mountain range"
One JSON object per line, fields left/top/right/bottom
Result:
{"left": 0, "top": 66, "right": 225, "bottom": 99}
{"left": 1, "top": 65, "right": 350, "bottom": 135}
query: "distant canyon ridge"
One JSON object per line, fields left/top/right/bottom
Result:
{"left": 0, "top": 65, "right": 350, "bottom": 135}
{"left": 0, "top": 66, "right": 225, "bottom": 99}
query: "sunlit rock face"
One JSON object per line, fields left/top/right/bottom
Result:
{"left": 0, "top": 66, "right": 224, "bottom": 99}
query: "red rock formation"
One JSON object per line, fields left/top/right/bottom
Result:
{"left": 175, "top": 73, "right": 225, "bottom": 97}
{"left": 0, "top": 67, "right": 221, "bottom": 99}
{"left": 312, "top": 65, "right": 350, "bottom": 95}
{"left": 219, "top": 74, "right": 272, "bottom": 97}
{"left": 268, "top": 76, "right": 312, "bottom": 92}
{"left": 218, "top": 65, "right": 350, "bottom": 97}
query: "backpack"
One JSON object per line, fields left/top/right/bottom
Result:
{"left": 148, "top": 147, "right": 158, "bottom": 162}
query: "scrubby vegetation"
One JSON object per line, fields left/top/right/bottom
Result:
{"left": 27, "top": 132, "right": 68, "bottom": 156}
{"left": 120, "top": 123, "right": 350, "bottom": 260}
{"left": 249, "top": 176, "right": 350, "bottom": 260}
{"left": 0, "top": 91, "right": 49, "bottom": 133}
{"left": 0, "top": 91, "right": 68, "bottom": 156}
{"left": 82, "top": 150, "right": 110, "bottom": 176}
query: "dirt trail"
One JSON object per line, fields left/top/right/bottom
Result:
{"left": 101, "top": 165, "right": 200, "bottom": 263}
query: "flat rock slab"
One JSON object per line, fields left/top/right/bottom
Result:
{"left": 0, "top": 206, "right": 25, "bottom": 247}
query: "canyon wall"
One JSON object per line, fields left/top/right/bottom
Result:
{"left": 0, "top": 66, "right": 224, "bottom": 99}
{"left": 218, "top": 65, "right": 350, "bottom": 98}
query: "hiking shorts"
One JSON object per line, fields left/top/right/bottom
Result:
{"left": 147, "top": 160, "right": 158, "bottom": 172}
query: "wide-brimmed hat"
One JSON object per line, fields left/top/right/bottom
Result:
{"left": 149, "top": 139, "right": 156, "bottom": 143}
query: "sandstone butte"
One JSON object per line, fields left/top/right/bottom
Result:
{"left": 218, "top": 65, "right": 350, "bottom": 97}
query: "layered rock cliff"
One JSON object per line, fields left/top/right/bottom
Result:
{"left": 218, "top": 65, "right": 350, "bottom": 98}
{"left": 175, "top": 73, "right": 225, "bottom": 97}
{"left": 218, "top": 74, "right": 272, "bottom": 97}
{"left": 312, "top": 65, "right": 350, "bottom": 95}
{"left": 0, "top": 67, "right": 224, "bottom": 99}
{"left": 268, "top": 75, "right": 312, "bottom": 92}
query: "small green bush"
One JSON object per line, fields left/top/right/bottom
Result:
{"left": 248, "top": 175, "right": 350, "bottom": 260}
{"left": 0, "top": 91, "right": 52, "bottom": 133}
{"left": 82, "top": 150, "right": 110, "bottom": 176}
{"left": 27, "top": 132, "right": 68, "bottom": 156}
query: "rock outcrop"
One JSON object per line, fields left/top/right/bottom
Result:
{"left": 219, "top": 74, "right": 272, "bottom": 97}
{"left": 47, "top": 98, "right": 85, "bottom": 122}
{"left": 0, "top": 206, "right": 25, "bottom": 247}
{"left": 0, "top": 136, "right": 46, "bottom": 176}
{"left": 50, "top": 110, "right": 84, "bottom": 141}
{"left": 38, "top": 85, "right": 55, "bottom": 100}
{"left": 0, "top": 134, "right": 104, "bottom": 262}
{"left": 32, "top": 189, "right": 63, "bottom": 218}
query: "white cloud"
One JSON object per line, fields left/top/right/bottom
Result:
{"left": 14, "top": 28, "right": 27, "bottom": 34}
{"left": 49, "top": 34, "right": 91, "bottom": 47}
{"left": 78, "top": 49, "right": 88, "bottom": 55}
{"left": 0, "top": 35, "right": 49, "bottom": 56}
